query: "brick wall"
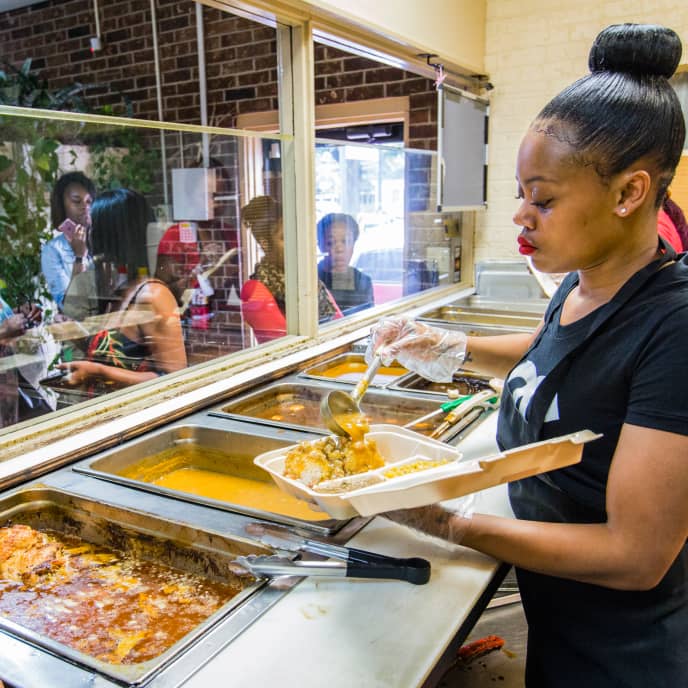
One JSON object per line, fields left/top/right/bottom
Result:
{"left": 314, "top": 43, "right": 436, "bottom": 150}
{"left": 0, "top": 1, "right": 436, "bottom": 138}
{"left": 480, "top": 0, "right": 688, "bottom": 264}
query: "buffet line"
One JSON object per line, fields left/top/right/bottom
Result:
{"left": 0, "top": 295, "right": 548, "bottom": 688}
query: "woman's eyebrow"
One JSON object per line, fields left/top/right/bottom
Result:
{"left": 519, "top": 175, "right": 556, "bottom": 185}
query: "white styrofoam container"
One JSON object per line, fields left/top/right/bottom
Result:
{"left": 254, "top": 425, "right": 601, "bottom": 519}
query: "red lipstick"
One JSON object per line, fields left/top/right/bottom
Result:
{"left": 517, "top": 236, "right": 535, "bottom": 255}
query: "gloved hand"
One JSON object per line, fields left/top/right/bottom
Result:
{"left": 383, "top": 493, "right": 476, "bottom": 545}
{"left": 365, "top": 317, "right": 468, "bottom": 382}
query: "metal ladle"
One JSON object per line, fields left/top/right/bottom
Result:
{"left": 320, "top": 355, "right": 382, "bottom": 437}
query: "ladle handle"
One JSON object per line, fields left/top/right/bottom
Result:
{"left": 351, "top": 355, "right": 383, "bottom": 404}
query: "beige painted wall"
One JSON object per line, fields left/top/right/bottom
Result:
{"left": 479, "top": 1, "right": 688, "bottom": 263}
{"left": 305, "top": 0, "right": 486, "bottom": 75}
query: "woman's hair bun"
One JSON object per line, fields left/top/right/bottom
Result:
{"left": 588, "top": 24, "right": 682, "bottom": 78}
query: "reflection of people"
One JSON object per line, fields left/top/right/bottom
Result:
{"left": 59, "top": 189, "right": 187, "bottom": 393}
{"left": 41, "top": 172, "right": 96, "bottom": 309}
{"left": 240, "top": 196, "right": 340, "bottom": 342}
{"left": 0, "top": 293, "right": 21, "bottom": 429}
{"left": 317, "top": 213, "right": 373, "bottom": 314}
{"left": 0, "top": 295, "right": 39, "bottom": 342}
{"left": 369, "top": 25, "right": 688, "bottom": 686}
{"left": 155, "top": 223, "right": 201, "bottom": 305}
{"left": 0, "top": 293, "right": 47, "bottom": 427}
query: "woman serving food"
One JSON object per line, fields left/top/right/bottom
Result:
{"left": 367, "top": 23, "right": 688, "bottom": 687}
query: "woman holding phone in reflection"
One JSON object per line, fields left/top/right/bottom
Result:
{"left": 41, "top": 171, "right": 96, "bottom": 310}
{"left": 59, "top": 189, "right": 187, "bottom": 395}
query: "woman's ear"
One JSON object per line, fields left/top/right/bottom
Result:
{"left": 614, "top": 169, "right": 652, "bottom": 218}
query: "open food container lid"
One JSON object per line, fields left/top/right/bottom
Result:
{"left": 254, "top": 424, "right": 601, "bottom": 519}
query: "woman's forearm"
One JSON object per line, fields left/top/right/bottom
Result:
{"left": 462, "top": 332, "right": 535, "bottom": 378}
{"left": 463, "top": 513, "right": 667, "bottom": 591}
{"left": 96, "top": 363, "right": 158, "bottom": 386}
{"left": 387, "top": 505, "right": 670, "bottom": 591}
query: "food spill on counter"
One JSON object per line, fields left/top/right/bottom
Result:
{"left": 118, "top": 445, "right": 331, "bottom": 521}
{"left": 0, "top": 524, "right": 243, "bottom": 664}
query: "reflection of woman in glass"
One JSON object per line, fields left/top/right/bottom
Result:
{"left": 59, "top": 189, "right": 186, "bottom": 393}
{"left": 317, "top": 213, "right": 374, "bottom": 314}
{"left": 240, "top": 196, "right": 340, "bottom": 342}
{"left": 41, "top": 171, "right": 96, "bottom": 310}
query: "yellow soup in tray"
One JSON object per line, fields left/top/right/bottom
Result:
{"left": 119, "top": 446, "right": 330, "bottom": 522}
{"left": 317, "top": 362, "right": 407, "bottom": 384}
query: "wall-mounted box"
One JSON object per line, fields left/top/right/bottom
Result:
{"left": 172, "top": 168, "right": 216, "bottom": 221}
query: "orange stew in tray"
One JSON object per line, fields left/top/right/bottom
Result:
{"left": 0, "top": 524, "right": 242, "bottom": 665}
{"left": 318, "top": 361, "right": 407, "bottom": 382}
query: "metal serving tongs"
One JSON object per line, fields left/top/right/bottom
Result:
{"left": 236, "top": 522, "right": 431, "bottom": 585}
{"left": 320, "top": 355, "right": 383, "bottom": 437}
{"left": 404, "top": 378, "right": 503, "bottom": 443}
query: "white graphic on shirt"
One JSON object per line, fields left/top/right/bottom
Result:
{"left": 507, "top": 359, "right": 559, "bottom": 422}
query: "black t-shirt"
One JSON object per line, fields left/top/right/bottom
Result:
{"left": 317, "top": 263, "right": 374, "bottom": 314}
{"left": 499, "top": 256, "right": 688, "bottom": 687}
{"left": 504, "top": 257, "right": 688, "bottom": 516}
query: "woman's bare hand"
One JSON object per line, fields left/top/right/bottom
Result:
{"left": 58, "top": 360, "right": 101, "bottom": 386}
{"left": 0, "top": 313, "right": 28, "bottom": 340}
{"left": 68, "top": 224, "right": 88, "bottom": 259}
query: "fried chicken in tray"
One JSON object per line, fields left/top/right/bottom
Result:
{"left": 0, "top": 524, "right": 65, "bottom": 584}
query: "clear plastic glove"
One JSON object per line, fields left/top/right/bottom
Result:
{"left": 365, "top": 317, "right": 467, "bottom": 382}
{"left": 383, "top": 493, "right": 476, "bottom": 545}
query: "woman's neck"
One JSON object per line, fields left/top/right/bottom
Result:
{"left": 576, "top": 240, "right": 661, "bottom": 303}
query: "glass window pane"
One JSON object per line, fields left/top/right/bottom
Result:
{"left": 0, "top": 107, "right": 289, "bottom": 431}
{"left": 314, "top": 138, "right": 454, "bottom": 316}
{"left": 312, "top": 37, "right": 455, "bottom": 320}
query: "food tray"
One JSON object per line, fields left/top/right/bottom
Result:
{"left": 74, "top": 423, "right": 344, "bottom": 535}
{"left": 255, "top": 425, "right": 601, "bottom": 519}
{"left": 450, "top": 295, "right": 550, "bottom": 315}
{"left": 388, "top": 370, "right": 494, "bottom": 397}
{"left": 0, "top": 486, "right": 268, "bottom": 686}
{"left": 417, "top": 307, "right": 541, "bottom": 330}
{"left": 300, "top": 353, "right": 407, "bottom": 387}
{"left": 211, "top": 382, "right": 447, "bottom": 436}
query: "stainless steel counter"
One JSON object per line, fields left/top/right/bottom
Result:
{"left": 0, "top": 296, "right": 540, "bottom": 687}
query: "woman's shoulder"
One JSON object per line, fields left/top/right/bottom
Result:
{"left": 651, "top": 255, "right": 688, "bottom": 302}
{"left": 138, "top": 278, "right": 174, "bottom": 296}
{"left": 352, "top": 266, "right": 372, "bottom": 285}
{"left": 626, "top": 259, "right": 688, "bottom": 339}
{"left": 129, "top": 279, "right": 178, "bottom": 312}
{"left": 41, "top": 232, "right": 68, "bottom": 254}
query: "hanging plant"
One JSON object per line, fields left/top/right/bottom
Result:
{"left": 0, "top": 59, "right": 156, "bottom": 308}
